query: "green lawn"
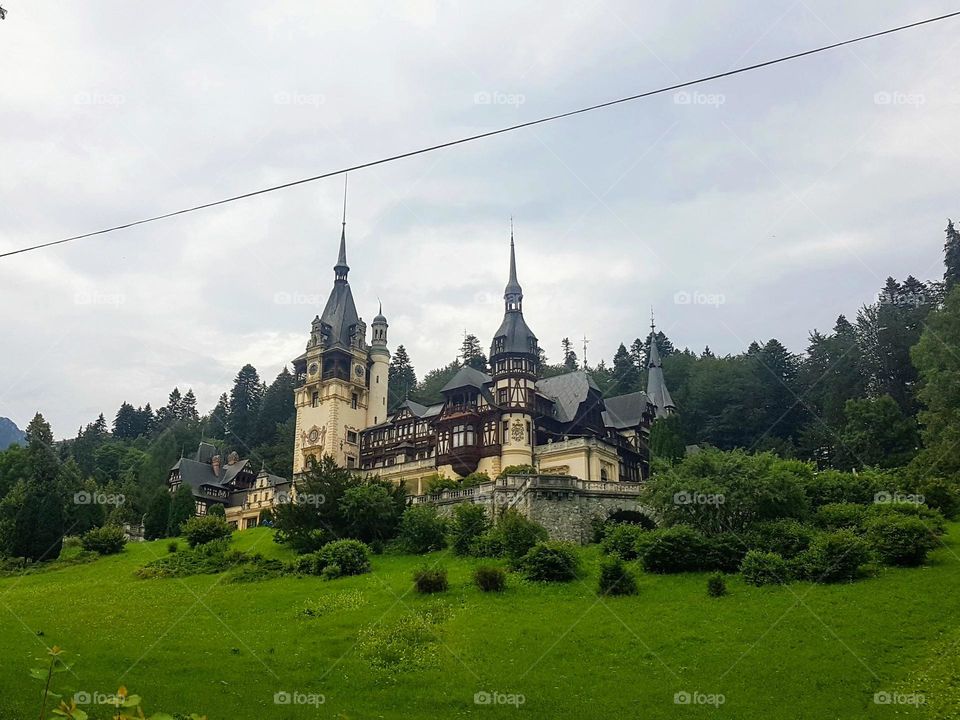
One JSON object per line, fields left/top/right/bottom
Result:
{"left": 2, "top": 526, "right": 959, "bottom": 719}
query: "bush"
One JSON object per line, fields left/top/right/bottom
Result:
{"left": 80, "top": 525, "right": 126, "bottom": 555}
{"left": 640, "top": 526, "right": 707, "bottom": 573}
{"left": 794, "top": 530, "right": 870, "bottom": 583}
{"left": 909, "top": 476, "right": 960, "bottom": 519}
{"left": 867, "top": 502, "right": 946, "bottom": 535}
{"left": 520, "top": 542, "right": 579, "bottom": 582}
{"left": 750, "top": 519, "right": 816, "bottom": 558}
{"left": 740, "top": 550, "right": 790, "bottom": 586}
{"left": 292, "top": 553, "right": 325, "bottom": 576}
{"left": 450, "top": 504, "right": 490, "bottom": 556}
{"left": 473, "top": 565, "right": 507, "bottom": 592}
{"left": 799, "top": 469, "right": 879, "bottom": 508}
{"left": 182, "top": 515, "right": 233, "bottom": 548}
{"left": 707, "top": 572, "right": 727, "bottom": 597}
{"left": 866, "top": 514, "right": 937, "bottom": 567}
{"left": 703, "top": 533, "right": 748, "bottom": 572}
{"left": 497, "top": 509, "right": 548, "bottom": 561}
{"left": 499, "top": 464, "right": 537, "bottom": 477}
{"left": 600, "top": 524, "right": 649, "bottom": 560}
{"left": 207, "top": 503, "right": 226, "bottom": 517}
{"left": 318, "top": 539, "right": 371, "bottom": 576}
{"left": 597, "top": 556, "right": 638, "bottom": 596}
{"left": 814, "top": 503, "right": 867, "bottom": 530}
{"left": 398, "top": 505, "right": 448, "bottom": 554}
{"left": 413, "top": 567, "right": 448, "bottom": 593}
{"left": 460, "top": 472, "right": 491, "bottom": 488}
{"left": 469, "top": 530, "right": 504, "bottom": 558}
{"left": 166, "top": 540, "right": 179, "bottom": 554}
{"left": 322, "top": 563, "right": 343, "bottom": 581}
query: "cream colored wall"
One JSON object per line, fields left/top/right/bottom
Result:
{"left": 366, "top": 351, "right": 390, "bottom": 427}
{"left": 535, "top": 439, "right": 621, "bottom": 482}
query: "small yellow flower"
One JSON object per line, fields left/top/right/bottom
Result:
{"left": 117, "top": 686, "right": 128, "bottom": 699}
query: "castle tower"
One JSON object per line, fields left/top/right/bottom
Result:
{"left": 367, "top": 303, "right": 390, "bottom": 426}
{"left": 646, "top": 311, "right": 676, "bottom": 419}
{"left": 490, "top": 230, "right": 539, "bottom": 469}
{"left": 292, "top": 219, "right": 371, "bottom": 473}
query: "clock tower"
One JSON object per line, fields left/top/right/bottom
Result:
{"left": 292, "top": 219, "right": 386, "bottom": 473}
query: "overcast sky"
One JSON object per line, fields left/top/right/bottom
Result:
{"left": 1, "top": 1, "right": 958, "bottom": 438}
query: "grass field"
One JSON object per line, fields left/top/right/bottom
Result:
{"left": 2, "top": 526, "right": 959, "bottom": 719}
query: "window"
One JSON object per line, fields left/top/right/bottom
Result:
{"left": 346, "top": 430, "right": 358, "bottom": 444}
{"left": 498, "top": 388, "right": 508, "bottom": 404}
{"left": 452, "top": 424, "right": 474, "bottom": 448}
{"left": 311, "top": 391, "right": 319, "bottom": 407}
{"left": 351, "top": 393, "right": 359, "bottom": 409}
{"left": 526, "top": 420, "right": 531, "bottom": 444}
{"left": 502, "top": 421, "right": 509, "bottom": 444}
{"left": 346, "top": 456, "right": 356, "bottom": 469}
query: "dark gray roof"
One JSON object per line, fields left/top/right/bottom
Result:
{"left": 441, "top": 365, "right": 492, "bottom": 393}
{"left": 319, "top": 280, "right": 360, "bottom": 352}
{"left": 536, "top": 371, "right": 599, "bottom": 423}
{"left": 602, "top": 391, "right": 653, "bottom": 429}
{"left": 196, "top": 442, "right": 217, "bottom": 464}
{"left": 491, "top": 311, "right": 538, "bottom": 357}
{"left": 646, "top": 335, "right": 676, "bottom": 418}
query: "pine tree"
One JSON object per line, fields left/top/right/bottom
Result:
{"left": 388, "top": 345, "right": 417, "bottom": 407}
{"left": 629, "top": 338, "right": 644, "bottom": 373}
{"left": 612, "top": 343, "right": 641, "bottom": 393}
{"left": 137, "top": 404, "right": 155, "bottom": 437}
{"left": 113, "top": 402, "right": 139, "bottom": 439}
{"left": 167, "top": 387, "right": 183, "bottom": 421}
{"left": 166, "top": 483, "right": 196, "bottom": 536}
{"left": 561, "top": 337, "right": 578, "bottom": 370}
{"left": 181, "top": 389, "right": 199, "bottom": 422}
{"left": 459, "top": 333, "right": 488, "bottom": 371}
{"left": 227, "top": 365, "right": 264, "bottom": 449}
{"left": 208, "top": 393, "right": 231, "bottom": 439}
{"left": 144, "top": 489, "right": 171, "bottom": 540}
{"left": 255, "top": 368, "right": 295, "bottom": 446}
{"left": 944, "top": 219, "right": 960, "bottom": 291}
{"left": 25, "top": 413, "right": 58, "bottom": 485}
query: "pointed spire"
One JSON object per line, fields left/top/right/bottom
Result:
{"left": 334, "top": 175, "right": 349, "bottom": 282}
{"left": 646, "top": 310, "right": 675, "bottom": 417}
{"left": 504, "top": 220, "right": 522, "bottom": 308}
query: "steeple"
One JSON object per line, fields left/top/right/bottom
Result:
{"left": 334, "top": 176, "right": 349, "bottom": 283}
{"left": 646, "top": 312, "right": 676, "bottom": 418}
{"left": 504, "top": 219, "right": 523, "bottom": 312}
{"left": 491, "top": 225, "right": 538, "bottom": 360}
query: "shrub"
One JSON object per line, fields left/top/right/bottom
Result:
{"left": 597, "top": 556, "right": 638, "bottom": 596}
{"left": 707, "top": 572, "right": 727, "bottom": 597}
{"left": 640, "top": 526, "right": 707, "bottom": 573}
{"left": 814, "top": 503, "right": 867, "bottom": 530}
{"left": 750, "top": 519, "right": 816, "bottom": 558}
{"left": 207, "top": 503, "right": 226, "bottom": 517}
{"left": 865, "top": 515, "right": 936, "bottom": 567}
{"left": 794, "top": 530, "right": 870, "bottom": 583}
{"left": 292, "top": 553, "right": 325, "bottom": 576}
{"left": 499, "top": 464, "right": 537, "bottom": 477}
{"left": 322, "top": 563, "right": 343, "bottom": 581}
{"left": 166, "top": 540, "right": 179, "bottom": 554}
{"left": 703, "top": 533, "right": 748, "bottom": 572}
{"left": 469, "top": 530, "right": 504, "bottom": 558}
{"left": 740, "top": 550, "right": 790, "bottom": 586}
{"left": 424, "top": 474, "right": 458, "bottom": 494}
{"left": 398, "top": 505, "right": 448, "bottom": 554}
{"left": 867, "top": 502, "right": 946, "bottom": 535}
{"left": 318, "top": 539, "right": 371, "bottom": 576}
{"left": 473, "top": 565, "right": 507, "bottom": 592}
{"left": 413, "top": 567, "right": 448, "bottom": 593}
{"left": 909, "top": 476, "right": 960, "bottom": 519}
{"left": 600, "top": 524, "right": 648, "bottom": 560}
{"left": 800, "top": 469, "right": 879, "bottom": 508}
{"left": 460, "top": 472, "right": 491, "bottom": 488}
{"left": 80, "top": 525, "right": 126, "bottom": 555}
{"left": 450, "top": 504, "right": 490, "bottom": 556}
{"left": 182, "top": 515, "right": 233, "bottom": 548}
{"left": 520, "top": 542, "right": 579, "bottom": 582}
{"left": 497, "top": 509, "right": 548, "bottom": 561}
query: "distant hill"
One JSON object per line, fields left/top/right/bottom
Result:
{"left": 0, "top": 417, "right": 25, "bottom": 449}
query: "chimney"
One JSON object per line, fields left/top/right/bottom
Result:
{"left": 211, "top": 455, "right": 221, "bottom": 476}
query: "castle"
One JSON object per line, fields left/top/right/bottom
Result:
{"left": 290, "top": 219, "right": 675, "bottom": 496}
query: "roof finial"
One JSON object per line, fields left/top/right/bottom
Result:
{"left": 334, "top": 175, "right": 349, "bottom": 280}
{"left": 342, "top": 173, "right": 348, "bottom": 228}
{"left": 650, "top": 306, "right": 656, "bottom": 334}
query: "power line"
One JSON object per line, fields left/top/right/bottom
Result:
{"left": 3, "top": 9, "right": 959, "bottom": 261}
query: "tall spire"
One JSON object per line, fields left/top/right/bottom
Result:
{"left": 334, "top": 175, "right": 349, "bottom": 282}
{"left": 646, "top": 309, "right": 676, "bottom": 418}
{"left": 504, "top": 221, "right": 522, "bottom": 310}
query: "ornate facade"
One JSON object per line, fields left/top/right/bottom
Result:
{"left": 293, "top": 220, "right": 676, "bottom": 495}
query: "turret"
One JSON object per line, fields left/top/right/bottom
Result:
{"left": 646, "top": 311, "right": 676, "bottom": 419}
{"left": 367, "top": 303, "right": 390, "bottom": 426}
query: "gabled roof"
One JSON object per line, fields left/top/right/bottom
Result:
{"left": 646, "top": 333, "right": 676, "bottom": 418}
{"left": 535, "top": 371, "right": 599, "bottom": 423}
{"left": 441, "top": 365, "right": 492, "bottom": 393}
{"left": 602, "top": 391, "right": 653, "bottom": 429}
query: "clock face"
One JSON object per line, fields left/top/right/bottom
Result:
{"left": 355, "top": 365, "right": 365, "bottom": 377}
{"left": 308, "top": 362, "right": 319, "bottom": 376}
